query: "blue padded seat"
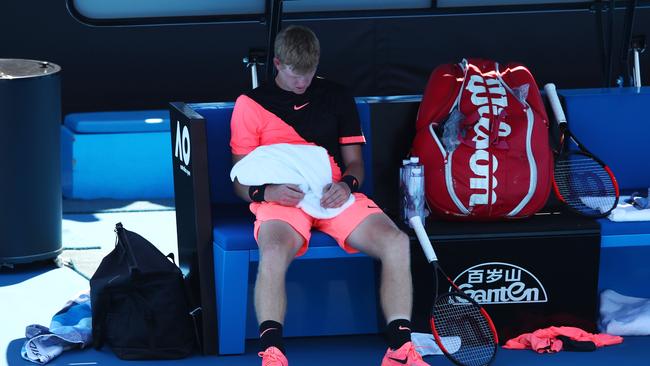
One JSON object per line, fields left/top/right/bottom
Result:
{"left": 191, "top": 99, "right": 379, "bottom": 355}
{"left": 598, "top": 219, "right": 650, "bottom": 247}
{"left": 211, "top": 205, "right": 362, "bottom": 252}
{"left": 61, "top": 110, "right": 174, "bottom": 199}
{"left": 210, "top": 221, "right": 257, "bottom": 251}
{"left": 213, "top": 217, "right": 358, "bottom": 252}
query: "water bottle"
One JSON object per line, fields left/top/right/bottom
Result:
{"left": 400, "top": 156, "right": 426, "bottom": 227}
{"left": 399, "top": 159, "right": 411, "bottom": 224}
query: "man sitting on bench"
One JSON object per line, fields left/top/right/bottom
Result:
{"left": 230, "top": 25, "right": 426, "bottom": 366}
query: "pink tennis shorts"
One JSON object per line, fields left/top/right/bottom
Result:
{"left": 250, "top": 193, "right": 383, "bottom": 256}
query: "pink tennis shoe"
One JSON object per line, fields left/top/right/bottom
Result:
{"left": 258, "top": 346, "right": 288, "bottom": 366}
{"left": 381, "top": 341, "right": 428, "bottom": 366}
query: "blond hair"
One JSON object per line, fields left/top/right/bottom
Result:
{"left": 274, "top": 25, "right": 320, "bottom": 74}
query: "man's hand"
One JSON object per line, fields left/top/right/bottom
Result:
{"left": 264, "top": 184, "right": 305, "bottom": 206}
{"left": 320, "top": 182, "right": 351, "bottom": 208}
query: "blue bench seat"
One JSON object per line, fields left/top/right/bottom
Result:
{"left": 212, "top": 205, "right": 370, "bottom": 255}
{"left": 61, "top": 110, "right": 174, "bottom": 199}
{"left": 599, "top": 219, "right": 650, "bottom": 248}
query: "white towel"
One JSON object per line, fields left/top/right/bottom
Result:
{"left": 607, "top": 198, "right": 650, "bottom": 222}
{"left": 411, "top": 332, "right": 461, "bottom": 356}
{"left": 599, "top": 289, "right": 650, "bottom": 336}
{"left": 230, "top": 144, "right": 354, "bottom": 219}
{"left": 579, "top": 196, "right": 618, "bottom": 213}
{"left": 578, "top": 196, "right": 650, "bottom": 222}
{"left": 21, "top": 291, "right": 92, "bottom": 364}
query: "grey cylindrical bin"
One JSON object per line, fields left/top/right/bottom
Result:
{"left": 0, "top": 59, "right": 62, "bottom": 265}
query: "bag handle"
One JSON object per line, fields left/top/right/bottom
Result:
{"left": 456, "top": 60, "right": 532, "bottom": 151}
{"left": 115, "top": 222, "right": 139, "bottom": 273}
{"left": 449, "top": 59, "right": 470, "bottom": 114}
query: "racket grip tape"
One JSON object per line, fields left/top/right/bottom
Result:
{"left": 543, "top": 83, "right": 567, "bottom": 126}
{"left": 409, "top": 216, "right": 438, "bottom": 263}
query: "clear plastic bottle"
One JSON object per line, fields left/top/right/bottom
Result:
{"left": 400, "top": 156, "right": 426, "bottom": 227}
{"left": 399, "top": 159, "right": 411, "bottom": 224}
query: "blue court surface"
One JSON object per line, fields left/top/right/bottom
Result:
{"left": 1, "top": 264, "right": 648, "bottom": 366}
{"left": 1, "top": 200, "right": 648, "bottom": 366}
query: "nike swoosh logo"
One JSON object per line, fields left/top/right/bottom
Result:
{"left": 293, "top": 102, "right": 309, "bottom": 110}
{"left": 388, "top": 356, "right": 409, "bottom": 364}
{"left": 398, "top": 326, "right": 411, "bottom": 331}
{"left": 367, "top": 205, "right": 379, "bottom": 209}
{"left": 260, "top": 327, "right": 278, "bottom": 337}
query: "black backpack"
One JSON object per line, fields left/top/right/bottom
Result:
{"left": 90, "top": 223, "right": 196, "bottom": 359}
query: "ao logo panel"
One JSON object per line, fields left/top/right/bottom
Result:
{"left": 174, "top": 121, "right": 191, "bottom": 176}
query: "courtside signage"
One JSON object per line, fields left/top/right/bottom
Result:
{"left": 452, "top": 262, "right": 548, "bottom": 304}
{"left": 174, "top": 120, "right": 191, "bottom": 177}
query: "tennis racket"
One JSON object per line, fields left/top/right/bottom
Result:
{"left": 409, "top": 216, "right": 498, "bottom": 366}
{"left": 544, "top": 83, "right": 620, "bottom": 217}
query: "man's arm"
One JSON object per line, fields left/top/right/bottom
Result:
{"left": 340, "top": 144, "right": 364, "bottom": 186}
{"left": 232, "top": 154, "right": 252, "bottom": 202}
{"left": 320, "top": 144, "right": 364, "bottom": 208}
{"left": 232, "top": 154, "right": 305, "bottom": 206}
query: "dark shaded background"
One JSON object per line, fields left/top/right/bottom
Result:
{"left": 2, "top": 1, "right": 649, "bottom": 114}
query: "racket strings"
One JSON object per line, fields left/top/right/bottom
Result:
{"left": 432, "top": 294, "right": 496, "bottom": 366}
{"left": 554, "top": 156, "right": 617, "bottom": 215}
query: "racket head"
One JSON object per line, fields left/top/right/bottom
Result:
{"left": 429, "top": 290, "right": 498, "bottom": 366}
{"left": 553, "top": 149, "right": 620, "bottom": 217}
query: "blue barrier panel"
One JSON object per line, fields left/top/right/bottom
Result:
{"left": 61, "top": 110, "right": 174, "bottom": 199}
{"left": 559, "top": 87, "right": 650, "bottom": 191}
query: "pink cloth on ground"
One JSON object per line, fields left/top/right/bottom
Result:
{"left": 503, "top": 326, "right": 623, "bottom": 353}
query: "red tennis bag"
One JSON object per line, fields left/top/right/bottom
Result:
{"left": 412, "top": 58, "right": 552, "bottom": 220}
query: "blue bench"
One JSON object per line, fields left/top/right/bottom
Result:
{"left": 173, "top": 100, "right": 381, "bottom": 355}
{"left": 60, "top": 110, "right": 174, "bottom": 199}
{"left": 560, "top": 87, "right": 650, "bottom": 298}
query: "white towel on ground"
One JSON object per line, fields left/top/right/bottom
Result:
{"left": 21, "top": 291, "right": 92, "bottom": 364}
{"left": 411, "top": 332, "right": 461, "bottom": 356}
{"left": 599, "top": 289, "right": 650, "bottom": 336}
{"left": 230, "top": 143, "right": 354, "bottom": 219}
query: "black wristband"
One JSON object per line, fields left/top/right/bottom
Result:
{"left": 340, "top": 175, "right": 360, "bottom": 193}
{"left": 248, "top": 184, "right": 267, "bottom": 202}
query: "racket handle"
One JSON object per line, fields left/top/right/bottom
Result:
{"left": 408, "top": 216, "right": 438, "bottom": 263}
{"left": 544, "top": 83, "right": 567, "bottom": 127}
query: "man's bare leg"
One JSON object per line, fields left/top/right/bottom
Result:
{"left": 255, "top": 220, "right": 303, "bottom": 355}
